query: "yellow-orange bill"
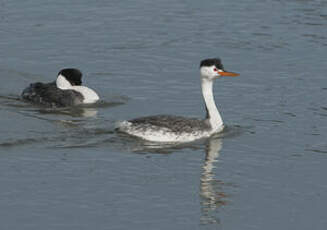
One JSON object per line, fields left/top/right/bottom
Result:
{"left": 220, "top": 71, "right": 240, "bottom": 77}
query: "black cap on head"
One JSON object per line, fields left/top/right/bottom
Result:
{"left": 200, "top": 58, "right": 224, "bottom": 70}
{"left": 58, "top": 68, "right": 82, "bottom": 86}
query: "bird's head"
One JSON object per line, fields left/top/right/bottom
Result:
{"left": 56, "top": 68, "right": 82, "bottom": 89}
{"left": 200, "top": 58, "right": 239, "bottom": 80}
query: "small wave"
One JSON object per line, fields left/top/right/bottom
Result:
{"left": 220, "top": 124, "right": 251, "bottom": 138}
{"left": 91, "top": 97, "right": 128, "bottom": 108}
{"left": 0, "top": 136, "right": 50, "bottom": 148}
{"left": 253, "top": 118, "right": 284, "bottom": 123}
{"left": 51, "top": 131, "right": 116, "bottom": 149}
{"left": 0, "top": 94, "right": 29, "bottom": 108}
{"left": 307, "top": 149, "right": 327, "bottom": 154}
{"left": 0, "top": 93, "right": 127, "bottom": 118}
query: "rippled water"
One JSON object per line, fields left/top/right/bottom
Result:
{"left": 1, "top": 0, "right": 327, "bottom": 229}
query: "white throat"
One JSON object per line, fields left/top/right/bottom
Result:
{"left": 201, "top": 78, "right": 223, "bottom": 131}
{"left": 56, "top": 74, "right": 99, "bottom": 104}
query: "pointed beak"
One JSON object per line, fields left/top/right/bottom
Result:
{"left": 219, "top": 71, "right": 239, "bottom": 77}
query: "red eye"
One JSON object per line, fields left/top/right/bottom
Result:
{"left": 213, "top": 68, "right": 217, "bottom": 72}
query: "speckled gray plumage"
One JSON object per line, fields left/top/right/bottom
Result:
{"left": 128, "top": 115, "right": 212, "bottom": 133}
{"left": 21, "top": 81, "right": 84, "bottom": 107}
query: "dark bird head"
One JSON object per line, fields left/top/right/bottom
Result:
{"left": 57, "top": 68, "right": 82, "bottom": 86}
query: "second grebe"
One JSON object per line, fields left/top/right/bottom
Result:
{"left": 22, "top": 68, "right": 99, "bottom": 107}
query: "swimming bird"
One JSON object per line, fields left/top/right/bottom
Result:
{"left": 21, "top": 68, "right": 99, "bottom": 107}
{"left": 117, "top": 58, "right": 239, "bottom": 142}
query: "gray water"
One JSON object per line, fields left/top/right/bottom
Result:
{"left": 0, "top": 0, "right": 327, "bottom": 229}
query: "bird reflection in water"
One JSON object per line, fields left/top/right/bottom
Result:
{"left": 37, "top": 106, "right": 98, "bottom": 118}
{"left": 127, "top": 133, "right": 231, "bottom": 225}
{"left": 200, "top": 136, "right": 228, "bottom": 225}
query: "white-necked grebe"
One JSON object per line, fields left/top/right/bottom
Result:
{"left": 117, "top": 58, "right": 239, "bottom": 142}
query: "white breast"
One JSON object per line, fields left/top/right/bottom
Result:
{"left": 72, "top": 86, "right": 99, "bottom": 104}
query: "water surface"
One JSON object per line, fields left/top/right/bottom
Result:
{"left": 0, "top": 0, "right": 327, "bottom": 229}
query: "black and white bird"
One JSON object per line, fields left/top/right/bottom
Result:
{"left": 21, "top": 68, "right": 99, "bottom": 107}
{"left": 117, "top": 58, "right": 239, "bottom": 142}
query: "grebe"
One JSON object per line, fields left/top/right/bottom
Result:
{"left": 117, "top": 58, "right": 239, "bottom": 142}
{"left": 22, "top": 68, "right": 99, "bottom": 107}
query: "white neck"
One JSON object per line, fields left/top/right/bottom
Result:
{"left": 201, "top": 78, "right": 223, "bottom": 130}
{"left": 56, "top": 74, "right": 99, "bottom": 104}
{"left": 56, "top": 74, "right": 72, "bottom": 89}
